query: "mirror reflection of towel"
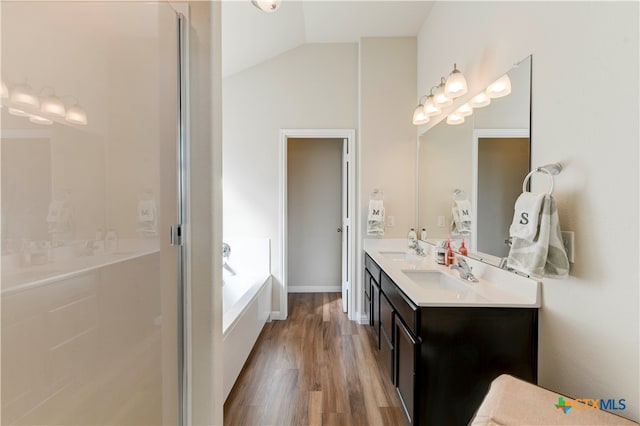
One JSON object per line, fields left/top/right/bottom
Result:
{"left": 451, "top": 200, "right": 472, "bottom": 235}
{"left": 138, "top": 200, "right": 156, "bottom": 222}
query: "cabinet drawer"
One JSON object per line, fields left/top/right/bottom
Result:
{"left": 364, "top": 293, "right": 371, "bottom": 320}
{"left": 365, "top": 254, "right": 381, "bottom": 283}
{"left": 380, "top": 293, "right": 394, "bottom": 344}
{"left": 381, "top": 272, "right": 419, "bottom": 335}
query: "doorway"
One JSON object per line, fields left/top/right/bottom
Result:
{"left": 472, "top": 129, "right": 530, "bottom": 259}
{"left": 279, "top": 129, "right": 355, "bottom": 320}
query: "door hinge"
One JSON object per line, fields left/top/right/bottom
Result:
{"left": 170, "top": 224, "right": 184, "bottom": 246}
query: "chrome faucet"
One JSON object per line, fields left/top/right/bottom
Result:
{"left": 222, "top": 242, "right": 231, "bottom": 260}
{"left": 450, "top": 258, "right": 479, "bottom": 282}
{"left": 409, "top": 240, "right": 425, "bottom": 257}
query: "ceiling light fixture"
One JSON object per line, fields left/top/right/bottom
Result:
{"left": 10, "top": 83, "right": 40, "bottom": 109}
{"left": 423, "top": 90, "right": 441, "bottom": 117}
{"left": 40, "top": 88, "right": 66, "bottom": 117}
{"left": 65, "top": 104, "right": 88, "bottom": 125}
{"left": 446, "top": 112, "right": 465, "bottom": 125}
{"left": 444, "top": 63, "right": 468, "bottom": 98}
{"left": 412, "top": 95, "right": 430, "bottom": 125}
{"left": 486, "top": 74, "right": 512, "bottom": 98}
{"left": 8, "top": 107, "right": 30, "bottom": 117}
{"left": 251, "top": 0, "right": 281, "bottom": 13}
{"left": 434, "top": 78, "right": 453, "bottom": 107}
{"left": 456, "top": 103, "right": 473, "bottom": 117}
{"left": 469, "top": 92, "right": 491, "bottom": 108}
{"left": 29, "top": 114, "right": 53, "bottom": 125}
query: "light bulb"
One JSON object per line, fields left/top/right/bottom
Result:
{"left": 8, "top": 107, "right": 30, "bottom": 117}
{"left": 486, "top": 74, "right": 512, "bottom": 98}
{"left": 40, "top": 94, "right": 66, "bottom": 117}
{"left": 65, "top": 105, "right": 88, "bottom": 125}
{"left": 447, "top": 112, "right": 465, "bottom": 125}
{"left": 456, "top": 103, "right": 473, "bottom": 117}
{"left": 412, "top": 104, "right": 429, "bottom": 125}
{"left": 10, "top": 84, "right": 40, "bottom": 108}
{"left": 444, "top": 64, "right": 468, "bottom": 98}
{"left": 423, "top": 94, "right": 441, "bottom": 116}
{"left": 469, "top": 92, "right": 491, "bottom": 108}
{"left": 434, "top": 82, "right": 452, "bottom": 107}
{"left": 29, "top": 115, "right": 53, "bottom": 125}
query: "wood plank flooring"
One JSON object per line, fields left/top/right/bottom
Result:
{"left": 224, "top": 293, "right": 407, "bottom": 426}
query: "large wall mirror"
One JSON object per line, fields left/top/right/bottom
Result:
{"left": 418, "top": 55, "right": 532, "bottom": 267}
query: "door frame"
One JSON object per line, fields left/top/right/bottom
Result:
{"left": 279, "top": 129, "right": 356, "bottom": 320}
{"left": 471, "top": 128, "right": 530, "bottom": 254}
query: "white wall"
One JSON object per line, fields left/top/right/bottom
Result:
{"left": 287, "top": 138, "right": 342, "bottom": 292}
{"left": 358, "top": 37, "right": 417, "bottom": 318}
{"left": 223, "top": 43, "right": 358, "bottom": 316}
{"left": 417, "top": 2, "right": 639, "bottom": 421}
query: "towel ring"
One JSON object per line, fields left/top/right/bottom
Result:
{"left": 522, "top": 168, "right": 554, "bottom": 195}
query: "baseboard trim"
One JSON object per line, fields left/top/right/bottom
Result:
{"left": 288, "top": 285, "right": 342, "bottom": 293}
{"left": 357, "top": 314, "right": 369, "bottom": 325}
{"left": 270, "top": 311, "right": 286, "bottom": 321}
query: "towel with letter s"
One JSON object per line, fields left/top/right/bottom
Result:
{"left": 367, "top": 199, "right": 385, "bottom": 236}
{"left": 506, "top": 194, "right": 569, "bottom": 279}
{"left": 509, "top": 192, "right": 544, "bottom": 241}
{"left": 451, "top": 199, "right": 472, "bottom": 235}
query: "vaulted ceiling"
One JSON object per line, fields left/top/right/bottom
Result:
{"left": 222, "top": 1, "right": 435, "bottom": 77}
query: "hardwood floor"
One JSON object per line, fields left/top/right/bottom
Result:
{"left": 224, "top": 293, "right": 407, "bottom": 426}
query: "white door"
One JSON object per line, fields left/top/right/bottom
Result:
{"left": 341, "top": 139, "right": 351, "bottom": 312}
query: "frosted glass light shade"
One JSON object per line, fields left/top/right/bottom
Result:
{"left": 8, "top": 107, "right": 30, "bottom": 117}
{"left": 29, "top": 114, "right": 53, "bottom": 125}
{"left": 469, "top": 92, "right": 491, "bottom": 108}
{"left": 444, "top": 66, "right": 468, "bottom": 98}
{"left": 65, "top": 105, "right": 88, "bottom": 125}
{"left": 412, "top": 104, "right": 429, "bottom": 125}
{"left": 424, "top": 95, "right": 441, "bottom": 116}
{"left": 434, "top": 83, "right": 452, "bottom": 107}
{"left": 10, "top": 84, "right": 40, "bottom": 108}
{"left": 487, "top": 74, "right": 512, "bottom": 98}
{"left": 447, "top": 112, "right": 465, "bottom": 125}
{"left": 251, "top": 0, "right": 281, "bottom": 13}
{"left": 40, "top": 95, "right": 66, "bottom": 117}
{"left": 456, "top": 103, "right": 473, "bottom": 117}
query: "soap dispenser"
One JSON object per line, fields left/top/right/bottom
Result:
{"left": 445, "top": 238, "right": 455, "bottom": 266}
{"left": 459, "top": 238, "right": 468, "bottom": 256}
{"left": 420, "top": 227, "right": 427, "bottom": 241}
{"left": 407, "top": 228, "right": 417, "bottom": 247}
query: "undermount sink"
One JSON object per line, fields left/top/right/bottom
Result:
{"left": 379, "top": 250, "right": 418, "bottom": 261}
{"left": 402, "top": 270, "right": 470, "bottom": 291}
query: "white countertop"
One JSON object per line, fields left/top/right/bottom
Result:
{"left": 364, "top": 239, "right": 541, "bottom": 308}
{"left": 1, "top": 239, "right": 160, "bottom": 296}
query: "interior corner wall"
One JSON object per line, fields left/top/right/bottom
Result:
{"left": 417, "top": 2, "right": 639, "bottom": 421}
{"left": 358, "top": 37, "right": 417, "bottom": 317}
{"left": 222, "top": 43, "right": 358, "bottom": 316}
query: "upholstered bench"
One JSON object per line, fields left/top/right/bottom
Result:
{"left": 471, "top": 375, "right": 639, "bottom": 425}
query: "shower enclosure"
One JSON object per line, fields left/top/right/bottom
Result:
{"left": 1, "top": 2, "right": 187, "bottom": 424}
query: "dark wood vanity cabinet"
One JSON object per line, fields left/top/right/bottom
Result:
{"left": 364, "top": 254, "right": 382, "bottom": 346}
{"left": 363, "top": 253, "right": 538, "bottom": 426}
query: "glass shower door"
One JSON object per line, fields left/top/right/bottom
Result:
{"left": 1, "top": 2, "right": 183, "bottom": 424}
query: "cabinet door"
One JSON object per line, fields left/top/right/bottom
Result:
{"left": 380, "top": 294, "right": 395, "bottom": 382}
{"left": 364, "top": 269, "right": 372, "bottom": 323}
{"left": 396, "top": 319, "right": 417, "bottom": 424}
{"left": 371, "top": 279, "right": 380, "bottom": 346}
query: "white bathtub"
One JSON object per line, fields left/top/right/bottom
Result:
{"left": 222, "top": 238, "right": 271, "bottom": 400}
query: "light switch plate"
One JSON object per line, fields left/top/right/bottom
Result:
{"left": 387, "top": 215, "right": 395, "bottom": 227}
{"left": 562, "top": 231, "right": 575, "bottom": 263}
{"left": 437, "top": 216, "right": 445, "bottom": 228}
